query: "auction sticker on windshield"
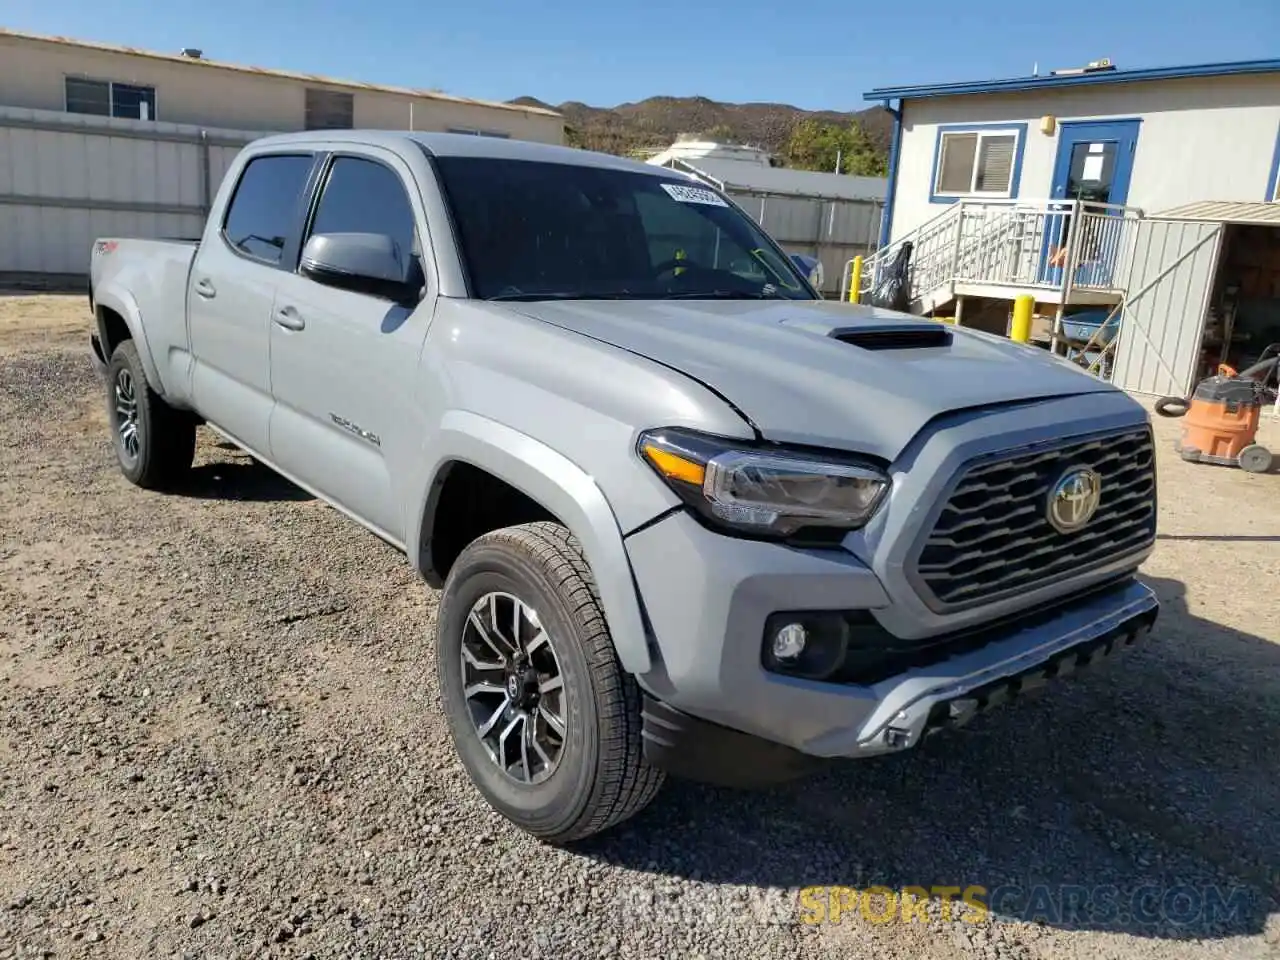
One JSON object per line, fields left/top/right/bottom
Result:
{"left": 660, "top": 183, "right": 729, "bottom": 207}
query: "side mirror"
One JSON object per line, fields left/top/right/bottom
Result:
{"left": 789, "top": 253, "right": 824, "bottom": 291}
{"left": 300, "top": 232, "right": 422, "bottom": 303}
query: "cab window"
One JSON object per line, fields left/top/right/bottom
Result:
{"left": 306, "top": 156, "right": 418, "bottom": 281}
{"left": 222, "top": 154, "right": 313, "bottom": 264}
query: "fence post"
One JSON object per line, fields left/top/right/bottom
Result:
{"left": 949, "top": 201, "right": 966, "bottom": 281}
{"left": 848, "top": 256, "right": 863, "bottom": 304}
{"left": 198, "top": 129, "right": 212, "bottom": 218}
{"left": 1010, "top": 294, "right": 1034, "bottom": 343}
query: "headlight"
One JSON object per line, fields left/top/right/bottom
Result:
{"left": 638, "top": 427, "right": 889, "bottom": 539}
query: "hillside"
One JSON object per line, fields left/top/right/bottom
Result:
{"left": 507, "top": 94, "right": 892, "bottom": 165}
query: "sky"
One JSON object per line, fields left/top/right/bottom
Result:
{"left": 5, "top": 0, "right": 1280, "bottom": 112}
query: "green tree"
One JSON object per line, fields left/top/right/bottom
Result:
{"left": 784, "top": 119, "right": 887, "bottom": 176}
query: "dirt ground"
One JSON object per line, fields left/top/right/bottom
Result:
{"left": 1, "top": 293, "right": 1278, "bottom": 960}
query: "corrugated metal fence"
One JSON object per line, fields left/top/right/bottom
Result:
{"left": 733, "top": 192, "right": 883, "bottom": 296}
{"left": 0, "top": 105, "right": 267, "bottom": 285}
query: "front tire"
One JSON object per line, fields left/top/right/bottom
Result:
{"left": 436, "top": 522, "right": 664, "bottom": 844}
{"left": 1238, "top": 443, "right": 1273, "bottom": 474}
{"left": 105, "top": 340, "right": 196, "bottom": 489}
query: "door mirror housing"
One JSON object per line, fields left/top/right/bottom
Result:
{"left": 300, "top": 232, "right": 423, "bottom": 303}
{"left": 789, "top": 253, "right": 824, "bottom": 290}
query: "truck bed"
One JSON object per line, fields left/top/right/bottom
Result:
{"left": 89, "top": 237, "right": 199, "bottom": 396}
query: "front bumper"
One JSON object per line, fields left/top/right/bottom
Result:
{"left": 626, "top": 511, "right": 1158, "bottom": 768}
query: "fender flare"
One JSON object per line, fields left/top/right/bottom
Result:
{"left": 92, "top": 284, "right": 168, "bottom": 395}
{"left": 411, "top": 411, "right": 653, "bottom": 676}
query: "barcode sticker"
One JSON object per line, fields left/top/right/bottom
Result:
{"left": 660, "top": 182, "right": 729, "bottom": 207}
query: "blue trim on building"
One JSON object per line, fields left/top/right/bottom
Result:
{"left": 878, "top": 100, "right": 902, "bottom": 248}
{"left": 863, "top": 57, "right": 1280, "bottom": 102}
{"left": 927, "top": 122, "right": 1028, "bottom": 205}
{"left": 1266, "top": 122, "right": 1280, "bottom": 202}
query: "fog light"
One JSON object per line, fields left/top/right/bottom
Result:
{"left": 762, "top": 612, "right": 851, "bottom": 681}
{"left": 771, "top": 622, "right": 808, "bottom": 661}
{"left": 884, "top": 727, "right": 912, "bottom": 749}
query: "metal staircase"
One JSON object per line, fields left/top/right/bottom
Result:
{"left": 846, "top": 198, "right": 1144, "bottom": 315}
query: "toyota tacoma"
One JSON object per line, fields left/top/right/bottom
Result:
{"left": 88, "top": 131, "right": 1159, "bottom": 844}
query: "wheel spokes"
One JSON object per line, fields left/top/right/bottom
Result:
{"left": 519, "top": 717, "right": 534, "bottom": 782}
{"left": 466, "top": 612, "right": 508, "bottom": 668}
{"left": 540, "top": 707, "right": 566, "bottom": 739}
{"left": 113, "top": 369, "right": 140, "bottom": 461}
{"left": 475, "top": 697, "right": 510, "bottom": 737}
{"left": 459, "top": 591, "right": 567, "bottom": 785}
{"left": 464, "top": 680, "right": 505, "bottom": 698}
{"left": 539, "top": 675, "right": 563, "bottom": 695}
{"left": 526, "top": 629, "right": 550, "bottom": 656}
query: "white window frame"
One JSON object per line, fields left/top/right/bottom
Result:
{"left": 932, "top": 127, "right": 1022, "bottom": 199}
{"left": 64, "top": 76, "right": 158, "bottom": 121}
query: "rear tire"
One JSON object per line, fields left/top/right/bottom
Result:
{"left": 435, "top": 521, "right": 664, "bottom": 844}
{"left": 106, "top": 340, "right": 196, "bottom": 490}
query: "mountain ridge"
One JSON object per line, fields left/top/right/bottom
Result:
{"left": 507, "top": 94, "right": 892, "bottom": 165}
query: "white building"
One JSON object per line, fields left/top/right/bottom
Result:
{"left": 0, "top": 28, "right": 562, "bottom": 284}
{"left": 858, "top": 57, "right": 1280, "bottom": 399}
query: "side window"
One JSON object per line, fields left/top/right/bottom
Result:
{"left": 932, "top": 128, "right": 1021, "bottom": 199}
{"left": 223, "top": 154, "right": 314, "bottom": 264}
{"left": 307, "top": 157, "right": 418, "bottom": 280}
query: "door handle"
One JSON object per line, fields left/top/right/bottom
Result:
{"left": 194, "top": 278, "right": 216, "bottom": 299}
{"left": 274, "top": 306, "right": 306, "bottom": 331}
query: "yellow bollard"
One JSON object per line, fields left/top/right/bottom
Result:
{"left": 848, "top": 256, "right": 863, "bottom": 304}
{"left": 1010, "top": 295, "right": 1034, "bottom": 343}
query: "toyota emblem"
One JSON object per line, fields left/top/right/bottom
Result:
{"left": 1047, "top": 468, "right": 1102, "bottom": 533}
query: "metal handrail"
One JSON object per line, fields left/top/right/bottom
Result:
{"left": 843, "top": 198, "right": 1145, "bottom": 307}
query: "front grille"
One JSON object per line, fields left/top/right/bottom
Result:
{"left": 912, "top": 428, "right": 1156, "bottom": 611}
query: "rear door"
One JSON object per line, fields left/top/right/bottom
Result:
{"left": 267, "top": 147, "right": 434, "bottom": 543}
{"left": 187, "top": 151, "right": 317, "bottom": 454}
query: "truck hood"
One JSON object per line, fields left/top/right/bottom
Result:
{"left": 500, "top": 298, "right": 1118, "bottom": 461}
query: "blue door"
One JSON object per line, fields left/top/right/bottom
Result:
{"left": 1039, "top": 119, "right": 1141, "bottom": 287}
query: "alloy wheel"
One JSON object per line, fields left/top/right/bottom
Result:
{"left": 114, "top": 367, "right": 139, "bottom": 462}
{"left": 460, "top": 591, "right": 567, "bottom": 784}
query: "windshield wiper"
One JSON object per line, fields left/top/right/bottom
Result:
{"left": 660, "top": 289, "right": 781, "bottom": 300}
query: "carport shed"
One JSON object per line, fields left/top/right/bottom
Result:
{"left": 1112, "top": 201, "right": 1280, "bottom": 403}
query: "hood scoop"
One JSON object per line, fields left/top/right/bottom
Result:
{"left": 829, "top": 324, "right": 953, "bottom": 351}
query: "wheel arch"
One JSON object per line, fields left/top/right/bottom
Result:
{"left": 92, "top": 286, "right": 166, "bottom": 393}
{"left": 411, "top": 411, "right": 653, "bottom": 676}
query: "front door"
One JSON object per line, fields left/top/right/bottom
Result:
{"left": 1039, "top": 119, "right": 1141, "bottom": 287}
{"left": 267, "top": 148, "right": 434, "bottom": 544}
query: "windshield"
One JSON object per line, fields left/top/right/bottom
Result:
{"left": 431, "top": 156, "right": 817, "bottom": 301}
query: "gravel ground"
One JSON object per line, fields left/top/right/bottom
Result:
{"left": 1, "top": 293, "right": 1278, "bottom": 960}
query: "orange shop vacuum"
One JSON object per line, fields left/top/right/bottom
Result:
{"left": 1154, "top": 344, "right": 1278, "bottom": 474}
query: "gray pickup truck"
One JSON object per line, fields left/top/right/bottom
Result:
{"left": 88, "top": 131, "right": 1159, "bottom": 844}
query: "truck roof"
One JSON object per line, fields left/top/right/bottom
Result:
{"left": 247, "top": 130, "right": 672, "bottom": 178}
